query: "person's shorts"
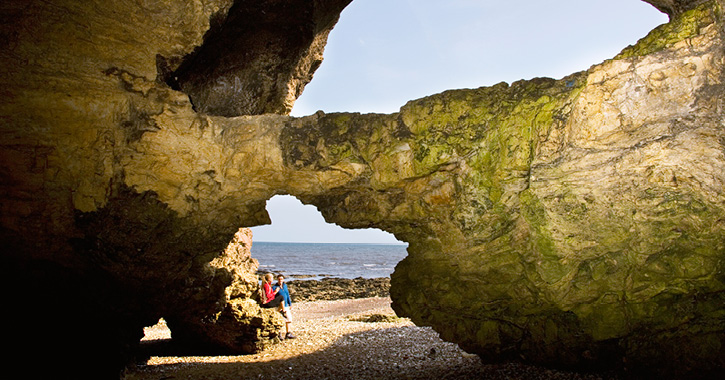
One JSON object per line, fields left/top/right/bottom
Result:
{"left": 283, "top": 306, "right": 293, "bottom": 322}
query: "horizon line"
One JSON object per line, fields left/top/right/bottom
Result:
{"left": 252, "top": 240, "right": 408, "bottom": 246}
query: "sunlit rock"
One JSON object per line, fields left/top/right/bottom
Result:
{"left": 392, "top": 3, "right": 725, "bottom": 376}
{"left": 1, "top": 0, "right": 723, "bottom": 378}
{"left": 166, "top": 228, "right": 285, "bottom": 353}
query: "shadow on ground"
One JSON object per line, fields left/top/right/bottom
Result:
{"left": 131, "top": 325, "right": 616, "bottom": 380}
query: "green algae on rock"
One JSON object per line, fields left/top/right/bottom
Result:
{"left": 617, "top": 0, "right": 722, "bottom": 59}
{"left": 2, "top": 0, "right": 725, "bottom": 378}
{"left": 391, "top": 3, "right": 725, "bottom": 376}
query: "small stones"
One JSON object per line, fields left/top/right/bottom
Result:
{"left": 130, "top": 297, "right": 606, "bottom": 380}
{"left": 348, "top": 313, "right": 401, "bottom": 323}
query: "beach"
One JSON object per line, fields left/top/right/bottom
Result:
{"left": 126, "top": 280, "right": 610, "bottom": 380}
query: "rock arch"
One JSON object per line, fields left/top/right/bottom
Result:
{"left": 1, "top": 0, "right": 723, "bottom": 378}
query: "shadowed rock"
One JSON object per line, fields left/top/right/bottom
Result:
{"left": 287, "top": 277, "right": 391, "bottom": 301}
{"left": 168, "top": 0, "right": 352, "bottom": 116}
{"left": 1, "top": 0, "right": 723, "bottom": 378}
{"left": 165, "top": 228, "right": 286, "bottom": 354}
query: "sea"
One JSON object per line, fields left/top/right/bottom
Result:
{"left": 250, "top": 241, "right": 409, "bottom": 281}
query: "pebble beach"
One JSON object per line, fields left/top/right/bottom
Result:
{"left": 126, "top": 289, "right": 613, "bottom": 380}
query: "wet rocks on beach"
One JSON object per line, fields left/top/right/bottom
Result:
{"left": 286, "top": 276, "right": 390, "bottom": 301}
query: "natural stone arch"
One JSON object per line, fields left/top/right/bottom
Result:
{"left": 1, "top": 0, "right": 724, "bottom": 379}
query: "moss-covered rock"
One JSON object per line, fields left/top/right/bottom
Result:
{"left": 391, "top": 2, "right": 725, "bottom": 376}
{"left": 2, "top": 0, "right": 725, "bottom": 378}
{"left": 617, "top": 1, "right": 721, "bottom": 59}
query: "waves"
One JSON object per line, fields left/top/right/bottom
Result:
{"left": 251, "top": 242, "right": 408, "bottom": 281}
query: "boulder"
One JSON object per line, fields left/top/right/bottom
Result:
{"left": 166, "top": 297, "right": 286, "bottom": 354}
{"left": 164, "top": 228, "right": 285, "bottom": 353}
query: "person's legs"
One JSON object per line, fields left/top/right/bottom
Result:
{"left": 270, "top": 293, "right": 284, "bottom": 309}
{"left": 284, "top": 307, "right": 295, "bottom": 339}
{"left": 262, "top": 293, "right": 284, "bottom": 309}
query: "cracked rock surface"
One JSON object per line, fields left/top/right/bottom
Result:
{"left": 1, "top": 0, "right": 724, "bottom": 378}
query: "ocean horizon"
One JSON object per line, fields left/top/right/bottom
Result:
{"left": 250, "top": 241, "right": 409, "bottom": 281}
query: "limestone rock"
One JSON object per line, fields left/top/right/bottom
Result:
{"left": 167, "top": 297, "right": 286, "bottom": 354}
{"left": 164, "top": 227, "right": 285, "bottom": 353}
{"left": 1, "top": 0, "right": 724, "bottom": 378}
{"left": 169, "top": 0, "right": 352, "bottom": 116}
{"left": 211, "top": 227, "right": 261, "bottom": 300}
{"left": 391, "top": 3, "right": 725, "bottom": 376}
{"left": 0, "top": 0, "right": 335, "bottom": 376}
{"left": 287, "top": 277, "right": 391, "bottom": 301}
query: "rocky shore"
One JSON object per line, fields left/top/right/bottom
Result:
{"left": 286, "top": 276, "right": 390, "bottom": 301}
{"left": 126, "top": 278, "right": 614, "bottom": 380}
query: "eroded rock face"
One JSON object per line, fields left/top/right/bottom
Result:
{"left": 1, "top": 0, "right": 724, "bottom": 378}
{"left": 168, "top": 0, "right": 352, "bottom": 116}
{"left": 165, "top": 228, "right": 286, "bottom": 354}
{"left": 0, "top": 0, "right": 343, "bottom": 376}
{"left": 644, "top": 0, "right": 712, "bottom": 15}
{"left": 391, "top": 4, "right": 725, "bottom": 376}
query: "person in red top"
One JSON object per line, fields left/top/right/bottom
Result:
{"left": 260, "top": 273, "right": 284, "bottom": 310}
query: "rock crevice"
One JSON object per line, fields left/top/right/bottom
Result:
{"left": 168, "top": 0, "right": 352, "bottom": 116}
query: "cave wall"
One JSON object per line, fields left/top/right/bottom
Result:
{"left": 0, "top": 0, "right": 349, "bottom": 376}
{"left": 1, "top": 0, "right": 724, "bottom": 378}
{"left": 390, "top": 4, "right": 725, "bottom": 375}
{"left": 168, "top": 0, "right": 352, "bottom": 116}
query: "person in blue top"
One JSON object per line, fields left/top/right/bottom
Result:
{"left": 273, "top": 274, "right": 295, "bottom": 339}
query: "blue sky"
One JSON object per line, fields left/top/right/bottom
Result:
{"left": 250, "top": 195, "right": 404, "bottom": 244}
{"left": 250, "top": 0, "right": 669, "bottom": 244}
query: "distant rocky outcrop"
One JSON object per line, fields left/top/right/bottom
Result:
{"left": 288, "top": 277, "right": 391, "bottom": 301}
{"left": 1, "top": 1, "right": 724, "bottom": 379}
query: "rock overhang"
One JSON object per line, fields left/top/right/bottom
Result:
{"left": 1, "top": 0, "right": 724, "bottom": 378}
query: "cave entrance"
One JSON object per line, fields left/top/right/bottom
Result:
{"left": 250, "top": 195, "right": 407, "bottom": 281}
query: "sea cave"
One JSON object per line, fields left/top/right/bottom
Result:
{"left": 1, "top": 0, "right": 724, "bottom": 378}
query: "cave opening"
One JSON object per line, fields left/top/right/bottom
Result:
{"left": 291, "top": 0, "right": 670, "bottom": 116}
{"left": 250, "top": 195, "right": 407, "bottom": 281}
{"left": 138, "top": 193, "right": 408, "bottom": 353}
{"left": 159, "top": 0, "right": 669, "bottom": 119}
{"left": 137, "top": 0, "right": 671, "bottom": 364}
